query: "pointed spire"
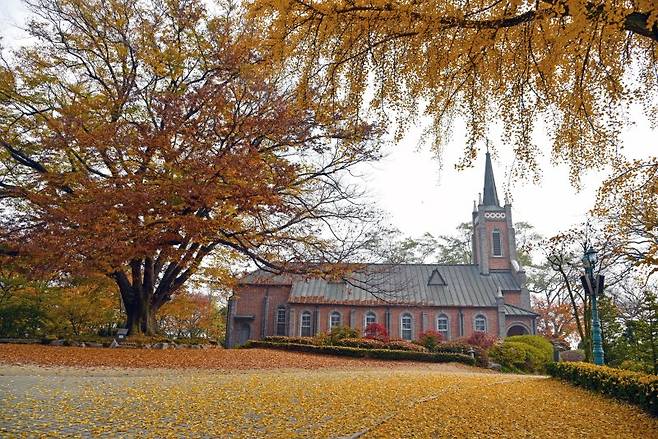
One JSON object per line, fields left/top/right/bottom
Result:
{"left": 482, "top": 151, "right": 500, "bottom": 207}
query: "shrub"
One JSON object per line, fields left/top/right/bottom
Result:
{"left": 415, "top": 330, "right": 444, "bottom": 351}
{"left": 386, "top": 339, "right": 428, "bottom": 352}
{"left": 506, "top": 335, "right": 553, "bottom": 361}
{"left": 466, "top": 332, "right": 497, "bottom": 350}
{"left": 619, "top": 359, "right": 651, "bottom": 374}
{"left": 560, "top": 349, "right": 586, "bottom": 362}
{"left": 364, "top": 323, "right": 388, "bottom": 342}
{"left": 244, "top": 340, "right": 475, "bottom": 365}
{"left": 489, "top": 341, "right": 548, "bottom": 373}
{"left": 547, "top": 361, "right": 658, "bottom": 415}
{"left": 437, "top": 341, "right": 488, "bottom": 367}
{"left": 329, "top": 325, "right": 359, "bottom": 343}
{"left": 335, "top": 338, "right": 387, "bottom": 349}
{"left": 263, "top": 336, "right": 317, "bottom": 346}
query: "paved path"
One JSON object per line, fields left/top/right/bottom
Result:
{"left": 1, "top": 364, "right": 656, "bottom": 438}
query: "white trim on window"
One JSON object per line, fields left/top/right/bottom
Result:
{"left": 364, "top": 311, "right": 377, "bottom": 329}
{"left": 436, "top": 313, "right": 449, "bottom": 339}
{"left": 329, "top": 311, "right": 342, "bottom": 330}
{"left": 400, "top": 313, "right": 413, "bottom": 341}
{"left": 300, "top": 310, "right": 312, "bottom": 337}
{"left": 474, "top": 314, "right": 487, "bottom": 332}
{"left": 276, "top": 305, "right": 287, "bottom": 336}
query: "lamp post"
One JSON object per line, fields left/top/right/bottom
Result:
{"left": 582, "top": 246, "right": 605, "bottom": 365}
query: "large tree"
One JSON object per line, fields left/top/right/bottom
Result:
{"left": 249, "top": 0, "right": 658, "bottom": 181}
{"left": 0, "top": 0, "right": 381, "bottom": 334}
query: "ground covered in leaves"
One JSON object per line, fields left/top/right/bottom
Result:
{"left": 0, "top": 344, "right": 472, "bottom": 370}
{"left": 1, "top": 345, "right": 656, "bottom": 437}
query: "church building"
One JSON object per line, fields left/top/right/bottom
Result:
{"left": 226, "top": 152, "right": 538, "bottom": 347}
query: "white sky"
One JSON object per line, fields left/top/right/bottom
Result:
{"left": 2, "top": 0, "right": 657, "bottom": 241}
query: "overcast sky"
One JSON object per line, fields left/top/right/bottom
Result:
{"left": 2, "top": 0, "right": 657, "bottom": 242}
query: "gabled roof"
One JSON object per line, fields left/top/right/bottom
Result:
{"left": 427, "top": 269, "right": 447, "bottom": 286}
{"left": 482, "top": 151, "right": 500, "bottom": 207}
{"left": 240, "top": 264, "right": 521, "bottom": 308}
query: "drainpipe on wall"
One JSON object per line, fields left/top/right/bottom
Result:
{"left": 313, "top": 306, "right": 320, "bottom": 335}
{"left": 458, "top": 309, "right": 464, "bottom": 337}
{"left": 385, "top": 308, "right": 391, "bottom": 335}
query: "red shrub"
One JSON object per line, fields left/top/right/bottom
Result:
{"left": 466, "top": 332, "right": 497, "bottom": 350}
{"left": 364, "top": 323, "right": 389, "bottom": 342}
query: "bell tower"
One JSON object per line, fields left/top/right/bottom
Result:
{"left": 471, "top": 152, "right": 518, "bottom": 275}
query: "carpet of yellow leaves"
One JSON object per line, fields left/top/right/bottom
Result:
{"left": 1, "top": 345, "right": 656, "bottom": 437}
{"left": 0, "top": 344, "right": 452, "bottom": 370}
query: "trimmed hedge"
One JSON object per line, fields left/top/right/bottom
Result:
{"left": 489, "top": 341, "right": 548, "bottom": 373}
{"left": 547, "top": 361, "right": 658, "bottom": 416}
{"left": 505, "top": 335, "right": 553, "bottom": 361}
{"left": 246, "top": 340, "right": 476, "bottom": 365}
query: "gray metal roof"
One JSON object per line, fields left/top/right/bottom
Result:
{"left": 241, "top": 264, "right": 521, "bottom": 308}
{"left": 504, "top": 303, "right": 538, "bottom": 317}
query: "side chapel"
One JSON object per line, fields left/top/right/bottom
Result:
{"left": 226, "top": 152, "right": 538, "bottom": 347}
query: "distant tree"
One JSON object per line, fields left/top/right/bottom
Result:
{"left": 543, "top": 223, "right": 634, "bottom": 361}
{"left": 157, "top": 292, "right": 225, "bottom": 340}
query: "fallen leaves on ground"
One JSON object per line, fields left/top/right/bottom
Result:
{"left": 1, "top": 363, "right": 656, "bottom": 438}
{"left": 0, "top": 344, "right": 474, "bottom": 370}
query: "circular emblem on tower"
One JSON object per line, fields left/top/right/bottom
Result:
{"left": 484, "top": 212, "right": 506, "bottom": 220}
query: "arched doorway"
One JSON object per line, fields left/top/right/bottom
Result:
{"left": 236, "top": 322, "right": 251, "bottom": 346}
{"left": 506, "top": 325, "right": 529, "bottom": 337}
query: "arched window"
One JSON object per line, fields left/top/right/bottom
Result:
{"left": 300, "top": 311, "right": 312, "bottom": 337}
{"left": 364, "top": 311, "right": 377, "bottom": 329}
{"left": 400, "top": 313, "right": 413, "bottom": 340}
{"left": 492, "top": 229, "right": 503, "bottom": 256}
{"left": 437, "top": 314, "right": 449, "bottom": 338}
{"left": 474, "top": 314, "right": 487, "bottom": 332}
{"left": 329, "top": 311, "right": 342, "bottom": 330}
{"left": 276, "top": 305, "right": 287, "bottom": 336}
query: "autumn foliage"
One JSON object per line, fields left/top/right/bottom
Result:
{"left": 0, "top": 0, "right": 380, "bottom": 335}
{"left": 363, "top": 323, "right": 388, "bottom": 342}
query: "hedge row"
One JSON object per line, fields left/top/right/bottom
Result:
{"left": 547, "top": 361, "right": 658, "bottom": 415}
{"left": 246, "top": 340, "right": 476, "bottom": 365}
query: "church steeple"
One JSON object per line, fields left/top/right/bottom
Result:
{"left": 472, "top": 151, "right": 516, "bottom": 275}
{"left": 482, "top": 151, "right": 500, "bottom": 207}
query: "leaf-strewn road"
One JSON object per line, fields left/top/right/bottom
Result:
{"left": 0, "top": 346, "right": 656, "bottom": 437}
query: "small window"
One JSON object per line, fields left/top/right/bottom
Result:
{"left": 437, "top": 314, "right": 449, "bottom": 336}
{"left": 329, "top": 311, "right": 341, "bottom": 330}
{"left": 474, "top": 315, "right": 487, "bottom": 332}
{"left": 276, "top": 306, "right": 286, "bottom": 336}
{"left": 301, "top": 311, "right": 312, "bottom": 337}
{"left": 364, "top": 312, "right": 376, "bottom": 329}
{"left": 492, "top": 229, "right": 502, "bottom": 256}
{"left": 401, "top": 313, "right": 413, "bottom": 340}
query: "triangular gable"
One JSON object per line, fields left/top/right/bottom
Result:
{"left": 428, "top": 269, "right": 447, "bottom": 286}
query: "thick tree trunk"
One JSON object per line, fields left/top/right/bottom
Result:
{"left": 124, "top": 297, "right": 159, "bottom": 336}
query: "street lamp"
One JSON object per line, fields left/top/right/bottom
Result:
{"left": 582, "top": 246, "right": 605, "bottom": 365}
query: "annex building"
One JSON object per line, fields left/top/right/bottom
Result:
{"left": 226, "top": 152, "right": 538, "bottom": 347}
